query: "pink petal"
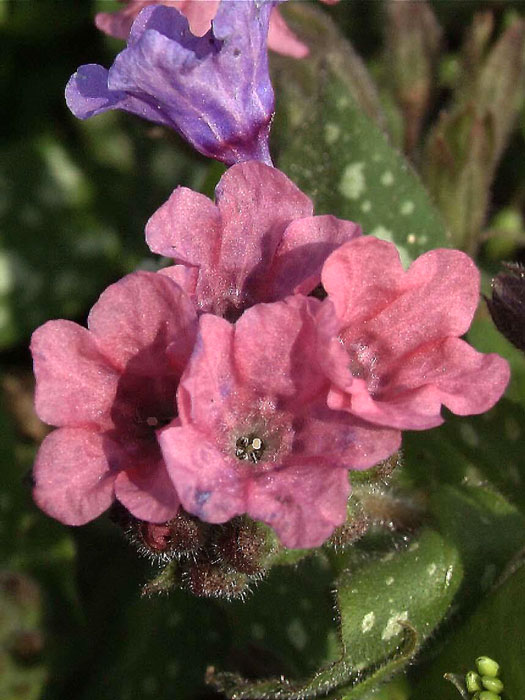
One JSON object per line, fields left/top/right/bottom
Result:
{"left": 296, "top": 401, "right": 402, "bottom": 468}
{"left": 181, "top": 0, "right": 218, "bottom": 36}
{"left": 247, "top": 462, "right": 350, "bottom": 548}
{"left": 33, "top": 428, "right": 117, "bottom": 525}
{"left": 213, "top": 161, "right": 313, "bottom": 282}
{"left": 176, "top": 313, "right": 238, "bottom": 429}
{"left": 31, "top": 320, "right": 119, "bottom": 429}
{"left": 95, "top": 1, "right": 214, "bottom": 41}
{"left": 114, "top": 459, "right": 180, "bottom": 523}
{"left": 232, "top": 296, "right": 326, "bottom": 404}
{"left": 145, "top": 187, "right": 221, "bottom": 263}
{"left": 322, "top": 237, "right": 414, "bottom": 327}
{"left": 323, "top": 238, "right": 480, "bottom": 353}
{"left": 361, "top": 248, "right": 480, "bottom": 361}
{"left": 267, "top": 7, "right": 309, "bottom": 59}
{"left": 385, "top": 337, "right": 510, "bottom": 423}
{"left": 160, "top": 424, "right": 246, "bottom": 522}
{"left": 328, "top": 336, "right": 511, "bottom": 430}
{"left": 266, "top": 215, "right": 361, "bottom": 299}
{"left": 88, "top": 271, "right": 197, "bottom": 372}
{"left": 95, "top": 2, "right": 153, "bottom": 41}
{"left": 158, "top": 264, "right": 199, "bottom": 297}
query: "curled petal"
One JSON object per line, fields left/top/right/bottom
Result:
{"left": 114, "top": 460, "right": 180, "bottom": 522}
{"left": 266, "top": 215, "right": 361, "bottom": 299}
{"left": 146, "top": 186, "right": 221, "bottom": 263}
{"left": 31, "top": 320, "right": 118, "bottom": 429}
{"left": 248, "top": 462, "right": 350, "bottom": 549}
{"left": 88, "top": 271, "right": 197, "bottom": 372}
{"left": 160, "top": 424, "right": 246, "bottom": 522}
{"left": 33, "top": 429, "right": 117, "bottom": 526}
{"left": 267, "top": 6, "right": 309, "bottom": 58}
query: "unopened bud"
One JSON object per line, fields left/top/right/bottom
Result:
{"left": 476, "top": 656, "right": 500, "bottom": 678}
{"left": 112, "top": 504, "right": 209, "bottom": 562}
{"left": 487, "top": 263, "right": 525, "bottom": 352}
{"left": 213, "top": 517, "right": 276, "bottom": 576}
{"left": 466, "top": 670, "right": 483, "bottom": 693}
{"left": 183, "top": 558, "right": 250, "bottom": 601}
{"left": 386, "top": 0, "right": 442, "bottom": 154}
{"left": 482, "top": 677, "right": 503, "bottom": 693}
{"left": 326, "top": 510, "right": 369, "bottom": 551}
{"left": 479, "top": 692, "right": 500, "bottom": 700}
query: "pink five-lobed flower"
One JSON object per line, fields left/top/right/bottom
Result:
{"left": 317, "top": 236, "right": 511, "bottom": 431}
{"left": 31, "top": 271, "right": 197, "bottom": 526}
{"left": 146, "top": 161, "right": 361, "bottom": 319}
{"left": 95, "top": 0, "right": 339, "bottom": 59}
{"left": 158, "top": 295, "right": 401, "bottom": 549}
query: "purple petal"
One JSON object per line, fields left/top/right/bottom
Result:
{"left": 66, "top": 1, "right": 277, "bottom": 165}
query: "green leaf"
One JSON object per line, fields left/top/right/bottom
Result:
{"left": 272, "top": 3, "right": 450, "bottom": 266}
{"left": 411, "top": 558, "right": 525, "bottom": 700}
{"left": 403, "top": 399, "right": 525, "bottom": 515}
{"left": 208, "top": 530, "right": 462, "bottom": 699}
{"left": 224, "top": 555, "right": 339, "bottom": 680}
{"left": 430, "top": 484, "right": 525, "bottom": 605}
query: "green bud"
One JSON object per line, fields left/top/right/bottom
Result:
{"left": 476, "top": 656, "right": 500, "bottom": 677}
{"left": 466, "top": 670, "right": 483, "bottom": 692}
{"left": 479, "top": 692, "right": 500, "bottom": 700}
{"left": 482, "top": 677, "right": 504, "bottom": 693}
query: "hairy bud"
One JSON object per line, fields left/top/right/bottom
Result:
{"left": 487, "top": 263, "right": 525, "bottom": 353}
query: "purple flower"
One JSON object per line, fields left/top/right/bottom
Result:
{"left": 66, "top": 1, "right": 276, "bottom": 165}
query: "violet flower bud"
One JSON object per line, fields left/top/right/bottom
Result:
{"left": 487, "top": 262, "right": 525, "bottom": 353}
{"left": 66, "top": 0, "right": 277, "bottom": 165}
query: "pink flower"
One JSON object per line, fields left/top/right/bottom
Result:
{"left": 31, "top": 272, "right": 197, "bottom": 526}
{"left": 146, "top": 161, "right": 360, "bottom": 319}
{"left": 159, "top": 296, "right": 400, "bottom": 549}
{"left": 318, "top": 237, "right": 511, "bottom": 430}
{"left": 95, "top": 0, "right": 338, "bottom": 58}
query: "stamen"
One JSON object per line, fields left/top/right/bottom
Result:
{"left": 235, "top": 434, "right": 265, "bottom": 463}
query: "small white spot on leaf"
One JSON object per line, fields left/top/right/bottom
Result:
{"left": 361, "top": 611, "right": 375, "bottom": 633}
{"left": 287, "top": 618, "right": 308, "bottom": 650}
{"left": 324, "top": 123, "right": 341, "bottom": 145}
{"left": 381, "top": 611, "right": 409, "bottom": 641}
{"left": 339, "top": 162, "right": 366, "bottom": 200}
{"left": 380, "top": 170, "right": 394, "bottom": 186}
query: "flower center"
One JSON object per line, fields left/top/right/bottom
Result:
{"left": 235, "top": 434, "right": 265, "bottom": 464}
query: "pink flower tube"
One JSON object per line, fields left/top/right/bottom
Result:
{"left": 31, "top": 272, "right": 197, "bottom": 525}
{"left": 159, "top": 296, "right": 400, "bottom": 549}
{"left": 317, "top": 237, "right": 511, "bottom": 431}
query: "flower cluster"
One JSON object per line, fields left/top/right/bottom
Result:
{"left": 32, "top": 0, "right": 510, "bottom": 553}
